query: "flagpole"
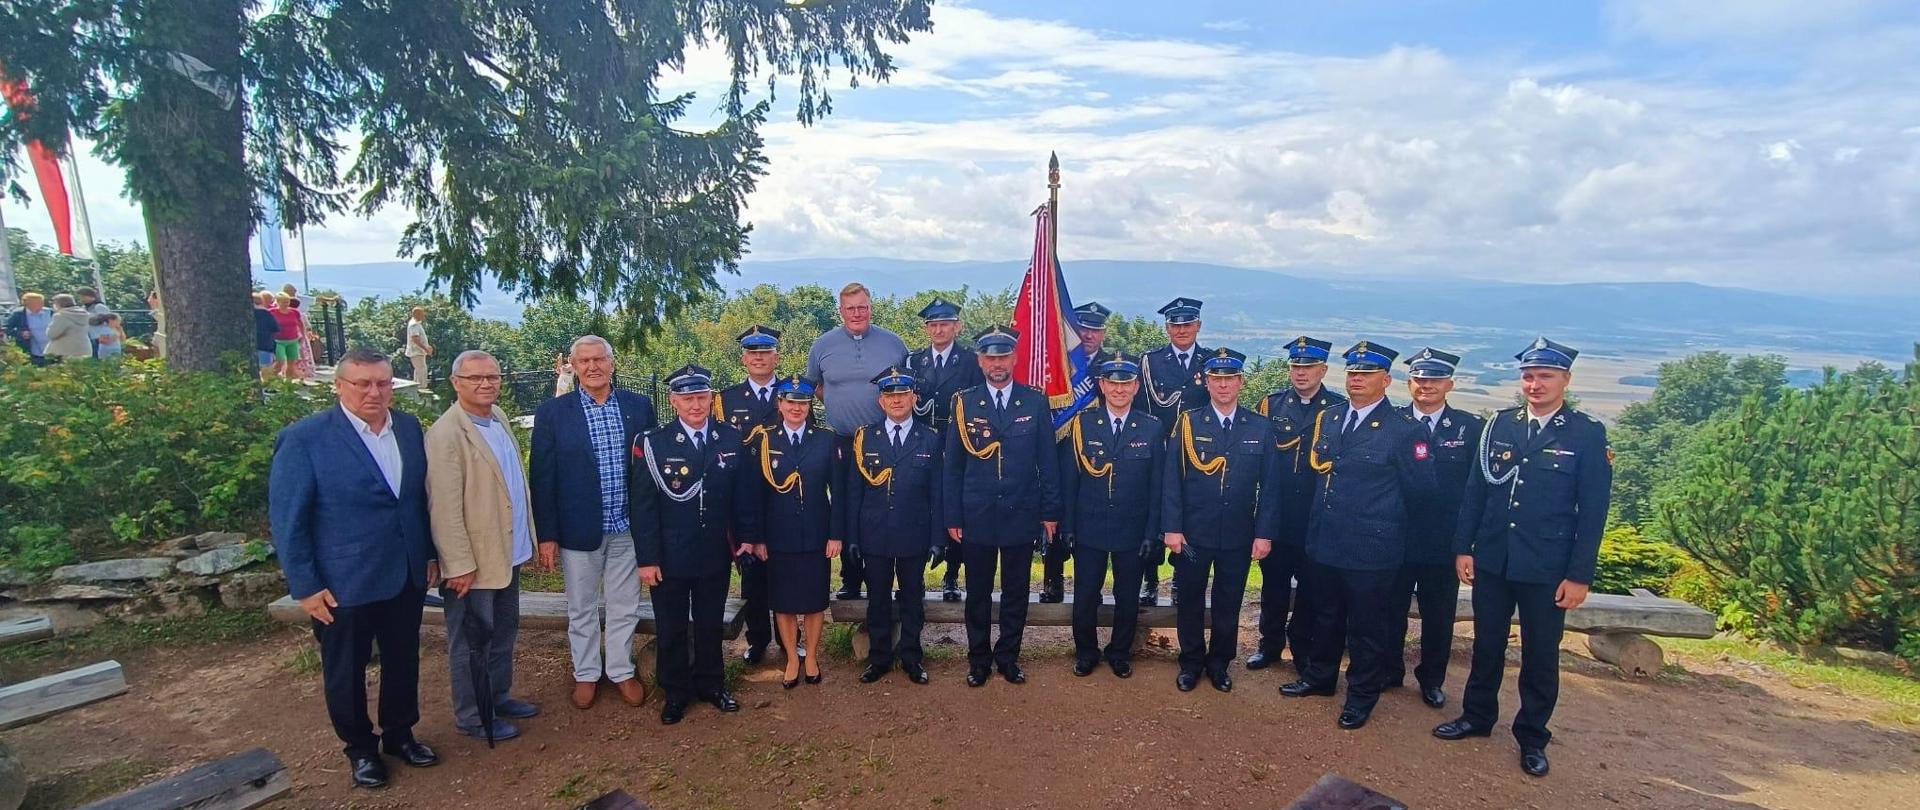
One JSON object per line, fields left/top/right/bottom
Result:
{"left": 60, "top": 150, "right": 106, "bottom": 305}
{"left": 297, "top": 224, "right": 310, "bottom": 293}
{"left": 0, "top": 205, "right": 17, "bottom": 306}
{"left": 1047, "top": 151, "right": 1060, "bottom": 247}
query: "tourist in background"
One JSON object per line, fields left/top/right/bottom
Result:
{"left": 254, "top": 292, "right": 280, "bottom": 381}
{"left": 5, "top": 291, "right": 52, "bottom": 364}
{"left": 89, "top": 313, "right": 124, "bottom": 360}
{"left": 272, "top": 294, "right": 306, "bottom": 380}
{"left": 44, "top": 294, "right": 93, "bottom": 362}
{"left": 404, "top": 307, "right": 434, "bottom": 387}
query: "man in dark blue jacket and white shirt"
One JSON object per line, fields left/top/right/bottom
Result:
{"left": 529, "top": 335, "right": 657, "bottom": 712}
{"left": 1161, "top": 348, "right": 1283, "bottom": 694}
{"left": 270, "top": 348, "right": 439, "bottom": 789}
{"left": 1435, "top": 337, "right": 1611, "bottom": 779}
{"left": 1058, "top": 352, "right": 1162, "bottom": 678}
{"left": 845, "top": 367, "right": 945, "bottom": 685}
{"left": 1279, "top": 341, "right": 1437, "bottom": 733}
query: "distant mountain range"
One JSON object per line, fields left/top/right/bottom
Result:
{"left": 278, "top": 257, "right": 1918, "bottom": 373}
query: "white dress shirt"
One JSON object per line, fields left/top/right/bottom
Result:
{"left": 1344, "top": 399, "right": 1384, "bottom": 432}
{"left": 342, "top": 404, "right": 403, "bottom": 497}
{"left": 471, "top": 414, "right": 534, "bottom": 566}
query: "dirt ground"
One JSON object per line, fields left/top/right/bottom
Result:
{"left": 9, "top": 613, "right": 1919, "bottom": 810}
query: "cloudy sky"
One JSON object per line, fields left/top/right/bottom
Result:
{"left": 7, "top": 0, "right": 1919, "bottom": 295}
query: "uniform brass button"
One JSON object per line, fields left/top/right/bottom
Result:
{"left": 1522, "top": 458, "right": 1529, "bottom": 463}
{"left": 1516, "top": 479, "right": 1524, "bottom": 485}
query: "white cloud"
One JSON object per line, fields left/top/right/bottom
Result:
{"left": 1202, "top": 20, "right": 1251, "bottom": 33}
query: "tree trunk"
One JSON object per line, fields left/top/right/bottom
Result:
{"left": 123, "top": 0, "right": 256, "bottom": 372}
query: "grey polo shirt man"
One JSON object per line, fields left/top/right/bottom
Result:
{"left": 804, "top": 324, "right": 909, "bottom": 436}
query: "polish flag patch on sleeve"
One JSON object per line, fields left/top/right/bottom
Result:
{"left": 1413, "top": 442, "right": 1430, "bottom": 460}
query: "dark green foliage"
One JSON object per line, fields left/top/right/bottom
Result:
{"left": 1591, "top": 524, "right": 1692, "bottom": 595}
{"left": 1655, "top": 348, "right": 1920, "bottom": 656}
{"left": 2, "top": 0, "right": 934, "bottom": 364}
{"left": 1612, "top": 351, "right": 1788, "bottom": 525}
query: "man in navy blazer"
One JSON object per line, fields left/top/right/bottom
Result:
{"left": 529, "top": 335, "right": 658, "bottom": 711}
{"left": 270, "top": 348, "right": 439, "bottom": 789}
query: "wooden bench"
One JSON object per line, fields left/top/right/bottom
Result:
{"left": 832, "top": 584, "right": 1713, "bottom": 676}
{"left": 74, "top": 747, "right": 290, "bottom": 810}
{"left": 267, "top": 592, "right": 748, "bottom": 640}
{"left": 1444, "top": 586, "right": 1713, "bottom": 676}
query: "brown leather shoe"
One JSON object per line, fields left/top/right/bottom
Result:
{"left": 614, "top": 677, "right": 649, "bottom": 707}
{"left": 572, "top": 681, "right": 598, "bottom": 710}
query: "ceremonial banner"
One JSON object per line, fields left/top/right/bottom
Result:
{"left": 1011, "top": 204, "right": 1096, "bottom": 435}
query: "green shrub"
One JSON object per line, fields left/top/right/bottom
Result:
{"left": 1655, "top": 350, "right": 1920, "bottom": 653}
{"left": 1592, "top": 524, "right": 1692, "bottom": 595}
{"left": 0, "top": 353, "right": 336, "bottom": 568}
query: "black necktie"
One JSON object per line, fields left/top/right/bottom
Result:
{"left": 892, "top": 424, "right": 904, "bottom": 448}
{"left": 1113, "top": 419, "right": 1123, "bottom": 439}
{"left": 1220, "top": 413, "right": 1232, "bottom": 432}
{"left": 692, "top": 431, "right": 704, "bottom": 451}
{"left": 1422, "top": 414, "right": 1435, "bottom": 435}
{"left": 995, "top": 390, "right": 1006, "bottom": 411}
{"left": 935, "top": 354, "right": 944, "bottom": 370}
{"left": 1527, "top": 419, "right": 1540, "bottom": 442}
{"left": 759, "top": 387, "right": 769, "bottom": 403}
{"left": 1343, "top": 411, "right": 1360, "bottom": 436}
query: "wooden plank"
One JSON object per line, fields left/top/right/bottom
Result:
{"left": 0, "top": 614, "right": 53, "bottom": 647}
{"left": 268, "top": 593, "right": 748, "bottom": 639}
{"left": 76, "top": 747, "right": 290, "bottom": 810}
{"left": 828, "top": 593, "right": 1201, "bottom": 628}
{"left": 1285, "top": 773, "right": 1408, "bottom": 810}
{"left": 1431, "top": 588, "right": 1716, "bottom": 639}
{"left": 0, "top": 660, "right": 129, "bottom": 730}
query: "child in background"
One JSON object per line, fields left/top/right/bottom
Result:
{"left": 89, "top": 313, "right": 125, "bottom": 360}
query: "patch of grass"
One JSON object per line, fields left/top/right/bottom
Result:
{"left": 22, "top": 756, "right": 162, "bottom": 810}
{"left": 819, "top": 621, "right": 857, "bottom": 660}
{"left": 285, "top": 645, "right": 322, "bottom": 676}
{"left": 0, "top": 607, "right": 279, "bottom": 678}
{"left": 722, "top": 656, "right": 746, "bottom": 691}
{"left": 548, "top": 772, "right": 599, "bottom": 802}
{"left": 1666, "top": 635, "right": 1920, "bottom": 725}
{"left": 519, "top": 566, "right": 565, "bottom": 593}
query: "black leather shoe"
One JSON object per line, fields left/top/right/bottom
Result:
{"left": 1176, "top": 671, "right": 1199, "bottom": 692}
{"left": 836, "top": 587, "right": 862, "bottom": 601}
{"left": 1140, "top": 581, "right": 1159, "bottom": 606}
{"left": 966, "top": 666, "right": 990, "bottom": 687}
{"left": 1209, "top": 671, "right": 1233, "bottom": 693}
{"left": 1110, "top": 659, "right": 1133, "bottom": 679}
{"left": 860, "top": 663, "right": 888, "bottom": 683}
{"left": 1279, "top": 679, "right": 1335, "bottom": 698}
{"left": 743, "top": 643, "right": 768, "bottom": 664}
{"left": 903, "top": 663, "right": 930, "bottom": 684}
{"left": 1432, "top": 717, "right": 1495, "bottom": 740}
{"left": 1038, "top": 579, "right": 1064, "bottom": 603}
{"left": 942, "top": 583, "right": 962, "bottom": 602}
{"left": 1338, "top": 708, "right": 1371, "bottom": 730}
{"left": 661, "top": 700, "right": 688, "bottom": 725}
{"left": 1245, "top": 649, "right": 1279, "bottom": 670}
{"left": 1421, "top": 686, "right": 1447, "bottom": 708}
{"left": 381, "top": 740, "right": 438, "bottom": 768}
{"left": 701, "top": 691, "right": 741, "bottom": 712}
{"left": 349, "top": 756, "right": 388, "bottom": 788}
{"left": 999, "top": 665, "right": 1026, "bottom": 684}
{"left": 1520, "top": 746, "right": 1550, "bottom": 777}
{"left": 1073, "top": 659, "right": 1096, "bottom": 677}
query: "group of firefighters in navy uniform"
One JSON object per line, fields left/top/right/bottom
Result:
{"left": 636, "top": 294, "right": 1608, "bottom": 778}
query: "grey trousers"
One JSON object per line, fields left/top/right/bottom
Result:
{"left": 444, "top": 568, "right": 521, "bottom": 731}
{"left": 562, "top": 533, "right": 642, "bottom": 683}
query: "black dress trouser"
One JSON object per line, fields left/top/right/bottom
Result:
{"left": 651, "top": 570, "right": 729, "bottom": 703}
{"left": 1255, "top": 541, "right": 1316, "bottom": 663}
{"left": 740, "top": 557, "right": 773, "bottom": 648}
{"left": 1072, "top": 546, "right": 1143, "bottom": 665}
{"left": 1172, "top": 545, "right": 1250, "bottom": 676}
{"left": 963, "top": 542, "right": 1033, "bottom": 670}
{"left": 1386, "top": 560, "right": 1459, "bottom": 689}
{"left": 862, "top": 554, "right": 928, "bottom": 668}
{"left": 1302, "top": 563, "right": 1400, "bottom": 714}
{"left": 1461, "top": 568, "right": 1567, "bottom": 748}
{"left": 313, "top": 586, "right": 424, "bottom": 759}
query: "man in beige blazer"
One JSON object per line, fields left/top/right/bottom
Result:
{"left": 427, "top": 350, "right": 541, "bottom": 741}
